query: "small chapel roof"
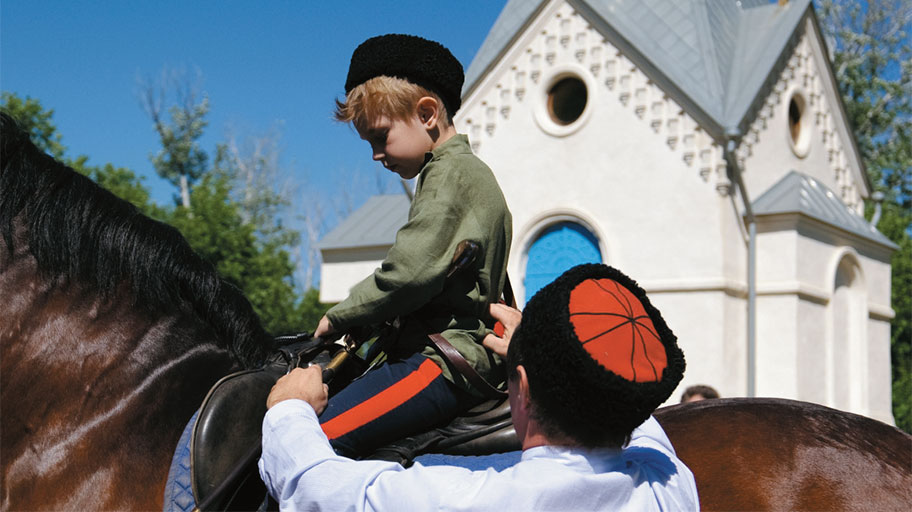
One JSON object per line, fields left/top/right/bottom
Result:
{"left": 318, "top": 194, "right": 410, "bottom": 250}
{"left": 752, "top": 171, "right": 897, "bottom": 249}
{"left": 463, "top": 0, "right": 812, "bottom": 139}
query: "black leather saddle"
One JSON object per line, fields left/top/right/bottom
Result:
{"left": 190, "top": 343, "right": 518, "bottom": 511}
{"left": 190, "top": 337, "right": 329, "bottom": 511}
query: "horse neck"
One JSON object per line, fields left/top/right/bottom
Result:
{"left": 1, "top": 241, "right": 238, "bottom": 510}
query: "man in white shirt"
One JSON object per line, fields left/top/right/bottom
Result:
{"left": 259, "top": 264, "right": 699, "bottom": 511}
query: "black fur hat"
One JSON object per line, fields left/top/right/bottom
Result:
{"left": 344, "top": 34, "right": 464, "bottom": 115}
{"left": 512, "top": 263, "right": 685, "bottom": 446}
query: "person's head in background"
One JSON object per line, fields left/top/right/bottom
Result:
{"left": 680, "top": 384, "right": 720, "bottom": 403}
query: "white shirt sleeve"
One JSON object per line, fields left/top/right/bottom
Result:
{"left": 624, "top": 416, "right": 701, "bottom": 511}
{"left": 259, "top": 400, "right": 482, "bottom": 512}
{"left": 259, "top": 402, "right": 699, "bottom": 512}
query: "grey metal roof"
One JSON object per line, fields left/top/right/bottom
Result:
{"left": 318, "top": 194, "right": 410, "bottom": 250}
{"left": 752, "top": 171, "right": 897, "bottom": 249}
{"left": 463, "top": 0, "right": 546, "bottom": 96}
{"left": 463, "top": 0, "right": 813, "bottom": 139}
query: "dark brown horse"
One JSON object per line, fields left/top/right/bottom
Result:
{"left": 2, "top": 111, "right": 910, "bottom": 511}
{"left": 656, "top": 397, "right": 912, "bottom": 511}
{"left": 1, "top": 113, "right": 272, "bottom": 510}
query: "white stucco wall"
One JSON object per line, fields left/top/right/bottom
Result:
{"left": 866, "top": 319, "right": 895, "bottom": 423}
{"left": 740, "top": 19, "right": 866, "bottom": 214}
{"left": 319, "top": 247, "right": 389, "bottom": 303}
{"left": 650, "top": 290, "right": 747, "bottom": 405}
{"left": 753, "top": 220, "right": 894, "bottom": 422}
{"left": 458, "top": 0, "right": 733, "bottom": 296}
{"left": 452, "top": 0, "right": 894, "bottom": 422}
{"left": 318, "top": 0, "right": 895, "bottom": 424}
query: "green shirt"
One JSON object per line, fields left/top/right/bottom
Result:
{"left": 326, "top": 134, "right": 512, "bottom": 394}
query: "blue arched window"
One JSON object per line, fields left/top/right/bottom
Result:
{"left": 524, "top": 222, "right": 601, "bottom": 303}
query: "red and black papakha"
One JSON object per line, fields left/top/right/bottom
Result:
{"left": 508, "top": 263, "right": 686, "bottom": 447}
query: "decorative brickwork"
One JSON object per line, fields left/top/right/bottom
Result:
{"left": 460, "top": 2, "right": 861, "bottom": 209}
{"left": 740, "top": 30, "right": 861, "bottom": 211}
{"left": 461, "top": 2, "right": 728, "bottom": 193}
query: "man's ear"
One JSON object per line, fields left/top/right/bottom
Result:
{"left": 516, "top": 365, "right": 531, "bottom": 410}
{"left": 416, "top": 96, "right": 441, "bottom": 129}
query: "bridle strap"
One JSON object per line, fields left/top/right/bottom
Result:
{"left": 427, "top": 333, "right": 507, "bottom": 400}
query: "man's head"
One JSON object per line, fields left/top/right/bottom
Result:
{"left": 507, "top": 264, "right": 685, "bottom": 448}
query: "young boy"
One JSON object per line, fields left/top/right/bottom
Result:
{"left": 312, "top": 34, "right": 513, "bottom": 457}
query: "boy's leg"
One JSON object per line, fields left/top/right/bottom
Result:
{"left": 319, "top": 352, "right": 478, "bottom": 457}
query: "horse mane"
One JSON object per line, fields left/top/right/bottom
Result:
{"left": 0, "top": 112, "right": 272, "bottom": 368}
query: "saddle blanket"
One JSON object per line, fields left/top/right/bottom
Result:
{"left": 164, "top": 410, "right": 199, "bottom": 512}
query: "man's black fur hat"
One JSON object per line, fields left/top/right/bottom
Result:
{"left": 512, "top": 263, "right": 686, "bottom": 446}
{"left": 344, "top": 34, "right": 464, "bottom": 115}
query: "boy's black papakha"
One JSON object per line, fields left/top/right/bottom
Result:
{"left": 344, "top": 33, "right": 465, "bottom": 115}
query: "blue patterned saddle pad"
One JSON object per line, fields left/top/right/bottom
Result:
{"left": 163, "top": 410, "right": 198, "bottom": 512}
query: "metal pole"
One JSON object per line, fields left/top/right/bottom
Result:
{"left": 747, "top": 221, "right": 756, "bottom": 397}
{"left": 725, "top": 135, "right": 756, "bottom": 397}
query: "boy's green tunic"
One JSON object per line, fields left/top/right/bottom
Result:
{"left": 325, "top": 134, "right": 512, "bottom": 395}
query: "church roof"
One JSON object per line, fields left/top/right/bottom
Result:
{"left": 752, "top": 171, "right": 897, "bottom": 249}
{"left": 318, "top": 194, "right": 410, "bottom": 250}
{"left": 463, "top": 0, "right": 813, "bottom": 139}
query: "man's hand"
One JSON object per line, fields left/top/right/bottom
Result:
{"left": 313, "top": 315, "right": 334, "bottom": 339}
{"left": 267, "top": 366, "right": 329, "bottom": 414}
{"left": 482, "top": 302, "right": 522, "bottom": 357}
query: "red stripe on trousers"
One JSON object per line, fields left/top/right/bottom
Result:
{"left": 321, "top": 358, "right": 442, "bottom": 440}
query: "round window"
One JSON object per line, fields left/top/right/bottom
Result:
{"left": 547, "top": 76, "right": 587, "bottom": 125}
{"left": 788, "top": 96, "right": 803, "bottom": 143}
{"left": 787, "top": 91, "right": 810, "bottom": 157}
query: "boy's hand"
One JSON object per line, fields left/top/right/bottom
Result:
{"left": 267, "top": 366, "right": 329, "bottom": 414}
{"left": 482, "top": 303, "right": 522, "bottom": 357}
{"left": 314, "top": 315, "right": 334, "bottom": 339}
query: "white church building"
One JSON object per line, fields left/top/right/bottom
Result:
{"left": 319, "top": 0, "right": 897, "bottom": 423}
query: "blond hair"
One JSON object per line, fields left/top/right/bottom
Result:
{"left": 334, "top": 75, "right": 451, "bottom": 128}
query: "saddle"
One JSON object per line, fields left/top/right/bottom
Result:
{"left": 188, "top": 240, "right": 518, "bottom": 510}
{"left": 188, "top": 341, "right": 518, "bottom": 511}
{"left": 189, "top": 336, "right": 329, "bottom": 511}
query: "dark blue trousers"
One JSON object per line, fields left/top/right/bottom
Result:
{"left": 319, "top": 352, "right": 478, "bottom": 457}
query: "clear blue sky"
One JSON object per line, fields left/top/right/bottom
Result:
{"left": 1, "top": 0, "right": 506, "bottom": 209}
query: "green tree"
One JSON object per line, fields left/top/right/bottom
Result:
{"left": 214, "top": 129, "right": 301, "bottom": 260}
{"left": 138, "top": 77, "right": 314, "bottom": 334}
{"left": 818, "top": 0, "right": 912, "bottom": 431}
{"left": 140, "top": 69, "right": 209, "bottom": 209}
{"left": 166, "top": 170, "right": 307, "bottom": 334}
{"left": 1, "top": 93, "right": 157, "bottom": 216}
{"left": 4, "top": 90, "right": 321, "bottom": 336}
{"left": 212, "top": 126, "right": 334, "bottom": 334}
{"left": 1, "top": 92, "right": 66, "bottom": 159}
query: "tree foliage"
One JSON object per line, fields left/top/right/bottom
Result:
{"left": 818, "top": 0, "right": 912, "bottom": 431}
{"left": 165, "top": 170, "right": 307, "bottom": 333}
{"left": 140, "top": 69, "right": 210, "bottom": 209}
{"left": 138, "top": 78, "right": 323, "bottom": 335}
{"left": 1, "top": 93, "right": 157, "bottom": 216}
{"left": 1, "top": 93, "right": 65, "bottom": 159}
{"left": 3, "top": 90, "right": 327, "bottom": 336}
